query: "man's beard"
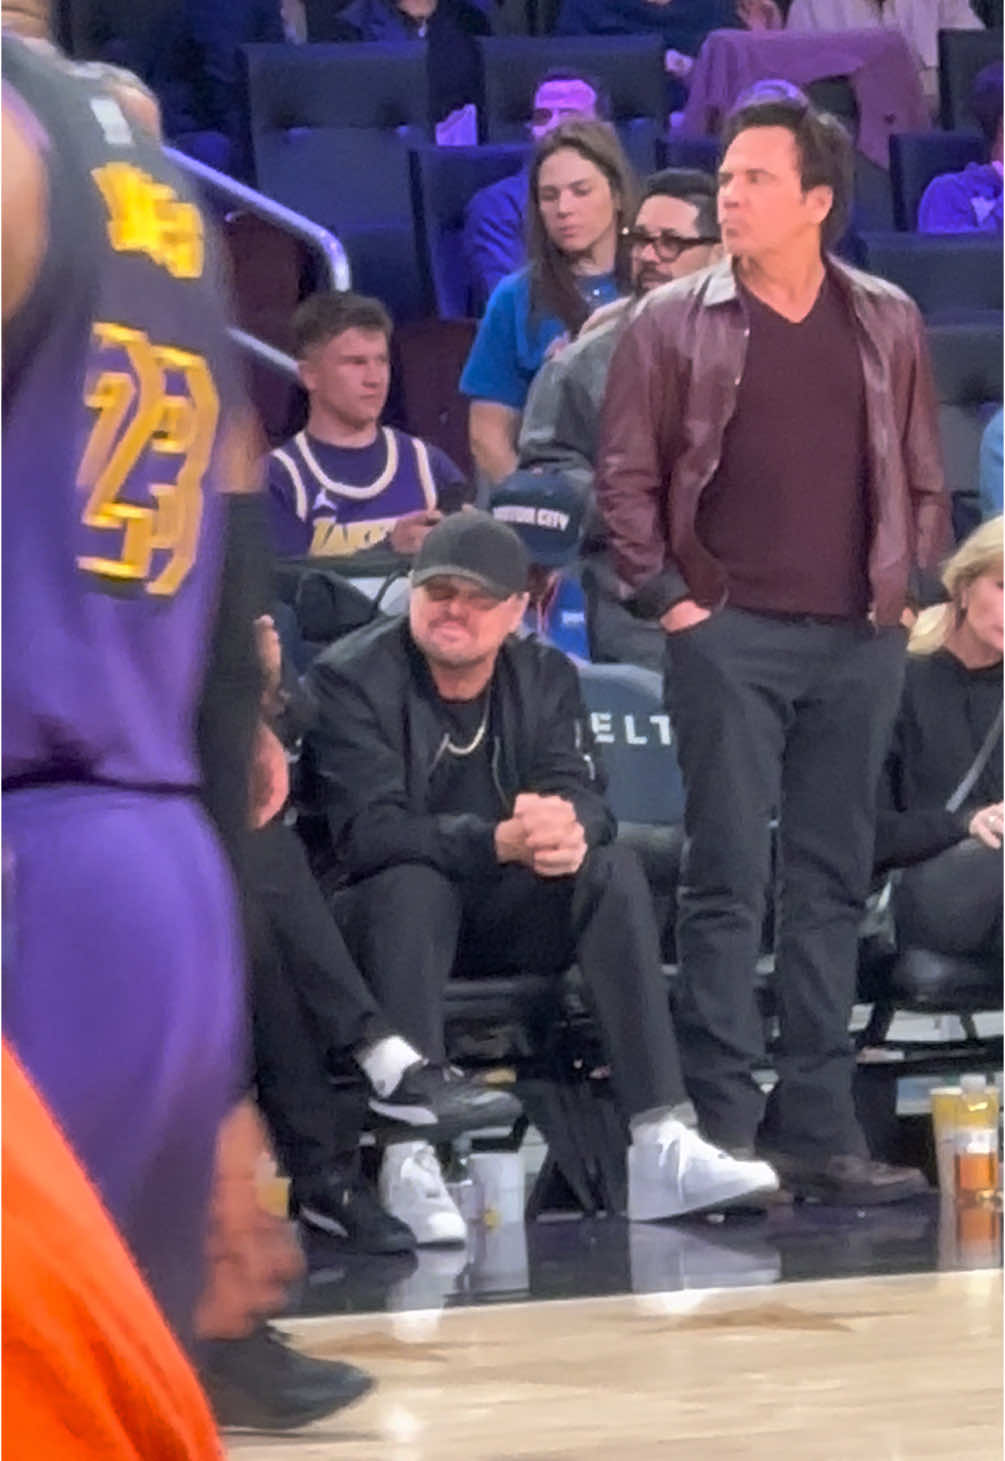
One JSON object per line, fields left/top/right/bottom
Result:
{"left": 635, "top": 267, "right": 673, "bottom": 296}
{"left": 419, "top": 629, "right": 493, "bottom": 673}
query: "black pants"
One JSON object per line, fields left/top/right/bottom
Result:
{"left": 246, "top": 821, "right": 392, "bottom": 1187}
{"left": 329, "top": 843, "right": 686, "bottom": 1121}
{"left": 583, "top": 554, "right": 665, "bottom": 673}
{"left": 895, "top": 838, "right": 1003, "bottom": 958}
{"left": 664, "top": 608, "right": 907, "bottom": 1160}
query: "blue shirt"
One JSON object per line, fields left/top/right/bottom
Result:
{"left": 460, "top": 267, "right": 621, "bottom": 411}
{"left": 979, "top": 408, "right": 1003, "bottom": 520}
{"left": 918, "top": 162, "right": 1003, "bottom": 236}
{"left": 521, "top": 573, "right": 590, "bottom": 661}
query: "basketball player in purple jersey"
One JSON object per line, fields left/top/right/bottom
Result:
{"left": 1, "top": 13, "right": 268, "bottom": 1347}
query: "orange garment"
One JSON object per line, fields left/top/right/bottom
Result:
{"left": 2, "top": 1045, "right": 223, "bottom": 1460}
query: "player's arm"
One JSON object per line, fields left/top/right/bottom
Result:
{"left": 2, "top": 86, "right": 48, "bottom": 323}
{"left": 196, "top": 410, "right": 271, "bottom": 879}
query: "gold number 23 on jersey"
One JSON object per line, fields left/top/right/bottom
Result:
{"left": 77, "top": 322, "right": 219, "bottom": 597}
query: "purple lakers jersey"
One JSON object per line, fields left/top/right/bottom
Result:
{"left": 2, "top": 36, "right": 246, "bottom": 791}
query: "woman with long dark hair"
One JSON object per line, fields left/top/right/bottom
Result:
{"left": 461, "top": 119, "right": 638, "bottom": 485}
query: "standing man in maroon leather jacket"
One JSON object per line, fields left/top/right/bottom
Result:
{"left": 595, "top": 91, "right": 951, "bottom": 1206}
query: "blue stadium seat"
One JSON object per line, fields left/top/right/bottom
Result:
{"left": 248, "top": 126, "right": 430, "bottom": 322}
{"left": 926, "top": 317, "right": 1004, "bottom": 538}
{"left": 890, "top": 130, "right": 986, "bottom": 230}
{"left": 240, "top": 44, "right": 435, "bottom": 320}
{"left": 575, "top": 661, "right": 684, "bottom": 829}
{"left": 409, "top": 143, "right": 530, "bottom": 318}
{"left": 476, "top": 34, "right": 667, "bottom": 158}
{"left": 662, "top": 135, "right": 720, "bottom": 174}
{"left": 927, "top": 317, "right": 1004, "bottom": 403}
{"left": 241, "top": 42, "right": 433, "bottom": 136}
{"left": 857, "top": 232, "right": 1003, "bottom": 318}
{"left": 938, "top": 27, "right": 1004, "bottom": 131}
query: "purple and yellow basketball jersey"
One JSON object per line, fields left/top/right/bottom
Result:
{"left": 2, "top": 35, "right": 246, "bottom": 791}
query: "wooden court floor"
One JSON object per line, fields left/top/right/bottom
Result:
{"left": 228, "top": 1269, "right": 1003, "bottom": 1460}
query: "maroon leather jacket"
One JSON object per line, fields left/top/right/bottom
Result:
{"left": 595, "top": 256, "right": 951, "bottom": 626}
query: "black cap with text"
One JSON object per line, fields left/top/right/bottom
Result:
{"left": 411, "top": 511, "right": 530, "bottom": 600}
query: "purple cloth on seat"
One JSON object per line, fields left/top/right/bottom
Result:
{"left": 683, "top": 28, "right": 929, "bottom": 168}
{"left": 918, "top": 163, "right": 1003, "bottom": 235}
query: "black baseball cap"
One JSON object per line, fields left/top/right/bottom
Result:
{"left": 490, "top": 470, "right": 585, "bottom": 568}
{"left": 411, "top": 511, "right": 529, "bottom": 599}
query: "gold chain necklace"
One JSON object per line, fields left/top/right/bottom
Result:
{"left": 443, "top": 698, "right": 490, "bottom": 757}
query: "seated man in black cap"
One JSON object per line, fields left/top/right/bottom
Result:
{"left": 304, "top": 512, "right": 781, "bottom": 1221}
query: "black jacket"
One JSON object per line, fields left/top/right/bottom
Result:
{"left": 875, "top": 648, "right": 1003, "bottom": 872}
{"left": 304, "top": 616, "right": 615, "bottom": 884}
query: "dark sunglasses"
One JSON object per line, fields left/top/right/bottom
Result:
{"left": 620, "top": 226, "right": 719, "bottom": 262}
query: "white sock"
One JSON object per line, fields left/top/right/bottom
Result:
{"left": 357, "top": 1035, "right": 423, "bottom": 1097}
{"left": 630, "top": 1103, "right": 693, "bottom": 1146}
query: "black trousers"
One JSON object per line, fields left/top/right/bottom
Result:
{"left": 246, "top": 821, "right": 392, "bottom": 1187}
{"left": 664, "top": 608, "right": 907, "bottom": 1160}
{"left": 329, "top": 842, "right": 686, "bottom": 1122}
{"left": 583, "top": 554, "right": 665, "bottom": 673}
{"left": 895, "top": 838, "right": 1003, "bottom": 958}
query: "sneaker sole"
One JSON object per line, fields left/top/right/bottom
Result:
{"left": 369, "top": 1097, "right": 521, "bottom": 1143}
{"left": 628, "top": 1181, "right": 782, "bottom": 1223}
{"left": 378, "top": 1198, "right": 468, "bottom": 1248}
{"left": 296, "top": 1205, "right": 416, "bottom": 1254}
{"left": 784, "top": 1175, "right": 930, "bottom": 1207}
{"left": 403, "top": 1229, "right": 469, "bottom": 1248}
{"left": 212, "top": 1371, "right": 375, "bottom": 1432}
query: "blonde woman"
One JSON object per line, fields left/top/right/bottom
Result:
{"left": 875, "top": 517, "right": 1003, "bottom": 958}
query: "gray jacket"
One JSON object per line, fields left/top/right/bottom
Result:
{"left": 518, "top": 298, "right": 634, "bottom": 514}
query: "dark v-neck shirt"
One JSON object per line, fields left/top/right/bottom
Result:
{"left": 428, "top": 691, "right": 502, "bottom": 821}
{"left": 695, "top": 273, "right": 871, "bottom": 619}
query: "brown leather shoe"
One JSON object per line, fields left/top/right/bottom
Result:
{"left": 758, "top": 1151, "right": 929, "bottom": 1206}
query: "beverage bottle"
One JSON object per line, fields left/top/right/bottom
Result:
{"left": 954, "top": 1074, "right": 1000, "bottom": 1204}
{"left": 955, "top": 1201, "right": 1002, "bottom": 1269}
{"left": 445, "top": 1137, "right": 483, "bottom": 1225}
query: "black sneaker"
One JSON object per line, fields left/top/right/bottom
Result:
{"left": 292, "top": 1171, "right": 417, "bottom": 1254}
{"left": 368, "top": 1062, "right": 522, "bottom": 1140}
{"left": 201, "top": 1324, "right": 373, "bottom": 1431}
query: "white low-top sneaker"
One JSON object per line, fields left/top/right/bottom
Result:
{"left": 379, "top": 1141, "right": 468, "bottom": 1246}
{"left": 627, "top": 1123, "right": 780, "bottom": 1222}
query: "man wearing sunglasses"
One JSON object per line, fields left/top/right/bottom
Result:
{"left": 305, "top": 511, "right": 780, "bottom": 1223}
{"left": 516, "top": 168, "right": 721, "bottom": 669}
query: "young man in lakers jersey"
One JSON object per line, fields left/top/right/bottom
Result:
{"left": 267, "top": 291, "right": 472, "bottom": 560}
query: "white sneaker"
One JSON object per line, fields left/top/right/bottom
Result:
{"left": 627, "top": 1123, "right": 779, "bottom": 1222}
{"left": 379, "top": 1141, "right": 468, "bottom": 1246}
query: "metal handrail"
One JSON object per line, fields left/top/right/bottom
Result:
{"left": 166, "top": 146, "right": 351, "bottom": 293}
{"left": 229, "top": 327, "right": 300, "bottom": 381}
{"left": 166, "top": 148, "right": 349, "bottom": 385}
{"left": 165, "top": 145, "right": 349, "bottom": 290}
